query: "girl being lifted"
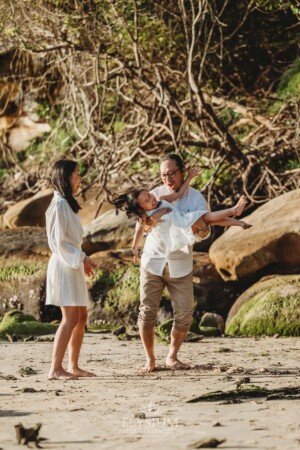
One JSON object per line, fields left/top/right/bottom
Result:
{"left": 112, "top": 167, "right": 251, "bottom": 261}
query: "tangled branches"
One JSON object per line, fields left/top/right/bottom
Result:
{"left": 0, "top": 0, "right": 299, "bottom": 214}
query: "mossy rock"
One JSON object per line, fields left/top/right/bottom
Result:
{"left": 199, "top": 326, "right": 222, "bottom": 337}
{"left": 0, "top": 261, "right": 46, "bottom": 282}
{"left": 102, "top": 266, "right": 140, "bottom": 317}
{"left": 190, "top": 318, "right": 201, "bottom": 335}
{"left": 200, "top": 312, "right": 225, "bottom": 333}
{"left": 157, "top": 319, "right": 173, "bottom": 340}
{"left": 226, "top": 275, "right": 300, "bottom": 325}
{"left": 0, "top": 310, "right": 58, "bottom": 339}
{"left": 226, "top": 283, "right": 300, "bottom": 337}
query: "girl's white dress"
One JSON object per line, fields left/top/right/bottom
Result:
{"left": 147, "top": 199, "right": 207, "bottom": 254}
{"left": 46, "top": 191, "right": 88, "bottom": 307}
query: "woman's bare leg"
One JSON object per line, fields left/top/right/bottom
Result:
{"left": 67, "top": 307, "right": 96, "bottom": 377}
{"left": 48, "top": 307, "right": 79, "bottom": 380}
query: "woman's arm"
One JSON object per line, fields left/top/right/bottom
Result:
{"left": 160, "top": 166, "right": 200, "bottom": 203}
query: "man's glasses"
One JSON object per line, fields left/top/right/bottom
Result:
{"left": 160, "top": 169, "right": 180, "bottom": 179}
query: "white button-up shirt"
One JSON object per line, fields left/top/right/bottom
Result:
{"left": 141, "top": 185, "right": 210, "bottom": 278}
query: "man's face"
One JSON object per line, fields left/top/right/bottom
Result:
{"left": 160, "top": 159, "right": 184, "bottom": 192}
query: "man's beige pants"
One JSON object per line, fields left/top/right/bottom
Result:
{"left": 138, "top": 265, "right": 194, "bottom": 333}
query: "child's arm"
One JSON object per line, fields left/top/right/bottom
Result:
{"left": 159, "top": 166, "right": 200, "bottom": 203}
{"left": 132, "top": 219, "right": 146, "bottom": 263}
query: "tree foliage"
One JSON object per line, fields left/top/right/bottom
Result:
{"left": 0, "top": 0, "right": 299, "bottom": 213}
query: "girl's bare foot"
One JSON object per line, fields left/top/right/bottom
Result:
{"left": 139, "top": 358, "right": 156, "bottom": 374}
{"left": 165, "top": 356, "right": 191, "bottom": 370}
{"left": 68, "top": 367, "right": 96, "bottom": 377}
{"left": 48, "top": 369, "right": 78, "bottom": 380}
{"left": 241, "top": 221, "right": 252, "bottom": 230}
{"left": 232, "top": 195, "right": 247, "bottom": 216}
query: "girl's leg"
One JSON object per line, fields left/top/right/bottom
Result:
{"left": 210, "top": 217, "right": 252, "bottom": 229}
{"left": 197, "top": 196, "right": 247, "bottom": 227}
{"left": 67, "top": 307, "right": 96, "bottom": 377}
{"left": 48, "top": 306, "right": 79, "bottom": 380}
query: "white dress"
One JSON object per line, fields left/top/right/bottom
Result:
{"left": 46, "top": 191, "right": 88, "bottom": 307}
{"left": 146, "top": 199, "right": 207, "bottom": 254}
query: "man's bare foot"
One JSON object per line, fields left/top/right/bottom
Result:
{"left": 165, "top": 356, "right": 191, "bottom": 370}
{"left": 48, "top": 369, "right": 78, "bottom": 380}
{"left": 241, "top": 221, "right": 252, "bottom": 230}
{"left": 68, "top": 368, "right": 96, "bottom": 377}
{"left": 232, "top": 195, "right": 247, "bottom": 216}
{"left": 139, "top": 358, "right": 156, "bottom": 374}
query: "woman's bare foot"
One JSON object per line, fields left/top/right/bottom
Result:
{"left": 232, "top": 195, "right": 247, "bottom": 216}
{"left": 48, "top": 369, "right": 78, "bottom": 380}
{"left": 68, "top": 367, "right": 96, "bottom": 377}
{"left": 165, "top": 356, "right": 191, "bottom": 370}
{"left": 241, "top": 221, "right": 252, "bottom": 230}
{"left": 139, "top": 358, "right": 156, "bottom": 374}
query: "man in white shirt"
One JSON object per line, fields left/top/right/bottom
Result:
{"left": 137, "top": 154, "right": 211, "bottom": 372}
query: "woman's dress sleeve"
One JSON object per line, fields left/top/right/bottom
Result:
{"left": 52, "top": 202, "right": 85, "bottom": 269}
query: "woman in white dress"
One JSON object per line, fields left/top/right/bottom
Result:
{"left": 46, "top": 160, "right": 97, "bottom": 380}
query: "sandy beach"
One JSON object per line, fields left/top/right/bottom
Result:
{"left": 0, "top": 334, "right": 299, "bottom": 449}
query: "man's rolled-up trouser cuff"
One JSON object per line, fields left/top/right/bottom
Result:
{"left": 137, "top": 315, "right": 157, "bottom": 329}
{"left": 173, "top": 316, "right": 193, "bottom": 333}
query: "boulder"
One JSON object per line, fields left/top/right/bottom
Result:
{"left": 0, "top": 227, "right": 49, "bottom": 259}
{"left": 83, "top": 209, "right": 135, "bottom": 253}
{"left": 2, "top": 187, "right": 111, "bottom": 229}
{"left": 226, "top": 274, "right": 300, "bottom": 324}
{"left": 3, "top": 189, "right": 53, "bottom": 228}
{"left": 200, "top": 312, "right": 225, "bottom": 333}
{"left": 0, "top": 310, "right": 58, "bottom": 339}
{"left": 157, "top": 319, "right": 173, "bottom": 341}
{"left": 225, "top": 275, "right": 300, "bottom": 336}
{"left": 7, "top": 115, "right": 51, "bottom": 152}
{"left": 0, "top": 258, "right": 47, "bottom": 320}
{"left": 209, "top": 189, "right": 300, "bottom": 280}
{"left": 192, "top": 252, "right": 246, "bottom": 318}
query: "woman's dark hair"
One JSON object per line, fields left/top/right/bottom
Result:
{"left": 160, "top": 153, "right": 184, "bottom": 171}
{"left": 111, "top": 189, "right": 146, "bottom": 219}
{"left": 50, "top": 159, "right": 81, "bottom": 213}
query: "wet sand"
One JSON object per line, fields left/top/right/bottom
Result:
{"left": 0, "top": 334, "right": 299, "bottom": 449}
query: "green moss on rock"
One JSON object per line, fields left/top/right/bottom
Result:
{"left": 103, "top": 266, "right": 140, "bottom": 316}
{"left": 0, "top": 262, "right": 46, "bottom": 282}
{"left": 157, "top": 319, "right": 173, "bottom": 340}
{"left": 226, "top": 284, "right": 300, "bottom": 337}
{"left": 199, "top": 326, "right": 222, "bottom": 337}
{"left": 190, "top": 318, "right": 201, "bottom": 335}
{"left": 0, "top": 310, "right": 58, "bottom": 339}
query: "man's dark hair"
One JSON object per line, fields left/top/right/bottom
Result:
{"left": 50, "top": 159, "right": 81, "bottom": 213}
{"left": 160, "top": 154, "right": 185, "bottom": 171}
{"left": 111, "top": 189, "right": 146, "bottom": 219}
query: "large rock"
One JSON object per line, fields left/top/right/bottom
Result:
{"left": 3, "top": 189, "right": 53, "bottom": 228}
{"left": 225, "top": 275, "right": 300, "bottom": 336}
{"left": 209, "top": 189, "right": 300, "bottom": 280}
{"left": 3, "top": 187, "right": 111, "bottom": 229}
{"left": 226, "top": 274, "right": 300, "bottom": 324}
{"left": 83, "top": 209, "right": 135, "bottom": 253}
{"left": 0, "top": 310, "right": 58, "bottom": 339}
{"left": 0, "top": 227, "right": 49, "bottom": 258}
{"left": 192, "top": 252, "right": 246, "bottom": 317}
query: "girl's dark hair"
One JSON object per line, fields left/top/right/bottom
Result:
{"left": 111, "top": 189, "right": 146, "bottom": 219}
{"left": 160, "top": 153, "right": 184, "bottom": 171}
{"left": 50, "top": 160, "right": 81, "bottom": 213}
